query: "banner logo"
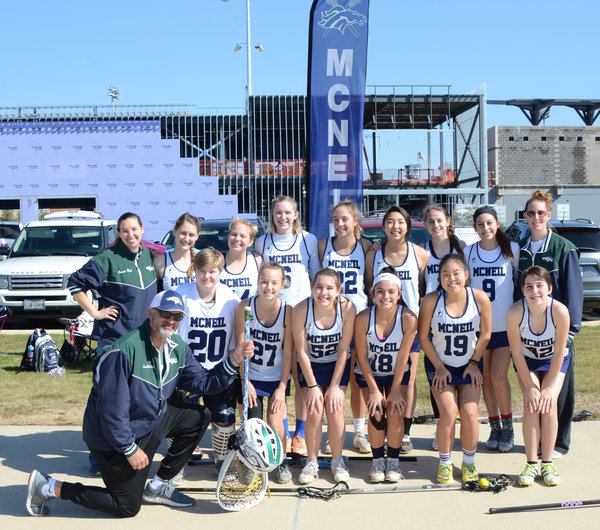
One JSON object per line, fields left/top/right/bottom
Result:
{"left": 319, "top": 0, "right": 366, "bottom": 37}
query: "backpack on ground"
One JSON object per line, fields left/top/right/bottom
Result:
{"left": 19, "top": 328, "right": 60, "bottom": 373}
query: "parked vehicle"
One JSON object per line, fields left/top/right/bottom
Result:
{"left": 160, "top": 217, "right": 267, "bottom": 254}
{"left": 0, "top": 221, "right": 22, "bottom": 259}
{"left": 0, "top": 211, "right": 117, "bottom": 318}
{"left": 506, "top": 218, "right": 600, "bottom": 311}
{"left": 360, "top": 217, "right": 432, "bottom": 246}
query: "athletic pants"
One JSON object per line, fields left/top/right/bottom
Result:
{"left": 60, "top": 401, "right": 210, "bottom": 517}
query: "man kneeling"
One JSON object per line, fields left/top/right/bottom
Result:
{"left": 26, "top": 290, "right": 253, "bottom": 518}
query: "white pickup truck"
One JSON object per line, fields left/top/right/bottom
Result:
{"left": 0, "top": 211, "right": 117, "bottom": 318}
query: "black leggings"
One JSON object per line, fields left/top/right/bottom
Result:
{"left": 60, "top": 401, "right": 210, "bottom": 518}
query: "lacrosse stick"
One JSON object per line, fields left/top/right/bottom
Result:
{"left": 216, "top": 305, "right": 268, "bottom": 511}
{"left": 182, "top": 481, "right": 462, "bottom": 500}
{"left": 490, "top": 498, "right": 600, "bottom": 514}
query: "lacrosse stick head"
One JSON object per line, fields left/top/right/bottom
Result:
{"left": 217, "top": 450, "right": 268, "bottom": 511}
{"left": 236, "top": 418, "right": 283, "bottom": 473}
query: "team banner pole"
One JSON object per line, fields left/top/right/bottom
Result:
{"left": 307, "top": 0, "right": 370, "bottom": 240}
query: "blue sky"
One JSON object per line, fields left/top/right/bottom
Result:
{"left": 2, "top": 0, "right": 596, "bottom": 128}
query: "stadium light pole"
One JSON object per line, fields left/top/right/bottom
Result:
{"left": 222, "top": 0, "right": 262, "bottom": 212}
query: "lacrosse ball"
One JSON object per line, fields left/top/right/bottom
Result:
{"left": 478, "top": 477, "right": 489, "bottom": 489}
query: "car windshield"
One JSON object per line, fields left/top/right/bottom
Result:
{"left": 0, "top": 225, "right": 20, "bottom": 239}
{"left": 555, "top": 228, "right": 600, "bottom": 251}
{"left": 11, "top": 226, "right": 104, "bottom": 257}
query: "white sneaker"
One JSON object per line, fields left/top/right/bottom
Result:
{"left": 385, "top": 458, "right": 404, "bottom": 482}
{"left": 299, "top": 460, "right": 319, "bottom": 484}
{"left": 368, "top": 458, "right": 386, "bottom": 483}
{"left": 322, "top": 439, "right": 332, "bottom": 455}
{"left": 170, "top": 468, "right": 185, "bottom": 487}
{"left": 331, "top": 458, "right": 350, "bottom": 482}
{"left": 353, "top": 433, "right": 372, "bottom": 454}
{"left": 431, "top": 433, "right": 438, "bottom": 451}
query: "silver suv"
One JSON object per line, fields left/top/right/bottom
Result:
{"left": 506, "top": 218, "right": 600, "bottom": 311}
{"left": 0, "top": 211, "right": 117, "bottom": 318}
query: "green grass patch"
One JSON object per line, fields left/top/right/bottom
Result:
{"left": 1, "top": 327, "right": 598, "bottom": 426}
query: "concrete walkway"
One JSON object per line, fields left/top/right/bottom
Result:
{"left": 1, "top": 422, "right": 599, "bottom": 529}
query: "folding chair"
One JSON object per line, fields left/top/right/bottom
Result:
{"left": 59, "top": 312, "right": 97, "bottom": 368}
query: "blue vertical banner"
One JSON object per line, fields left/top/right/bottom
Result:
{"left": 307, "top": 0, "right": 370, "bottom": 240}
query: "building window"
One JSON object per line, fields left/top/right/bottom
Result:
{"left": 541, "top": 136, "right": 547, "bottom": 141}
{"left": 559, "top": 136, "right": 565, "bottom": 141}
{"left": 596, "top": 137, "right": 600, "bottom": 141}
{"left": 508, "top": 136, "right": 514, "bottom": 141}
{"left": 577, "top": 136, "right": 583, "bottom": 141}
{"left": 523, "top": 136, "right": 529, "bottom": 141}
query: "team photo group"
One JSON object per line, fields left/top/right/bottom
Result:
{"left": 26, "top": 189, "right": 582, "bottom": 518}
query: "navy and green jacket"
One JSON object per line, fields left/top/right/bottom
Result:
{"left": 82, "top": 319, "right": 239, "bottom": 455}
{"left": 68, "top": 240, "right": 157, "bottom": 342}
{"left": 517, "top": 230, "right": 583, "bottom": 335}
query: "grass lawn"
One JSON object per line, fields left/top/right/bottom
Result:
{"left": 1, "top": 327, "right": 598, "bottom": 426}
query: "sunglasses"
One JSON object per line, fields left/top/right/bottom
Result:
{"left": 156, "top": 310, "right": 184, "bottom": 321}
{"left": 525, "top": 209, "right": 547, "bottom": 217}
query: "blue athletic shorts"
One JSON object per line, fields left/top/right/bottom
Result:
{"left": 517, "top": 354, "right": 570, "bottom": 374}
{"left": 355, "top": 370, "right": 410, "bottom": 389}
{"left": 487, "top": 331, "right": 509, "bottom": 349}
{"left": 298, "top": 360, "right": 350, "bottom": 388}
{"left": 425, "top": 356, "right": 483, "bottom": 386}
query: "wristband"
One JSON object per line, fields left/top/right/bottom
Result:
{"left": 307, "top": 383, "right": 318, "bottom": 388}
{"left": 469, "top": 358, "right": 480, "bottom": 366}
{"left": 227, "top": 356, "right": 241, "bottom": 371}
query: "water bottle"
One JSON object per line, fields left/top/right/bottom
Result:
{"left": 27, "top": 345, "right": 34, "bottom": 363}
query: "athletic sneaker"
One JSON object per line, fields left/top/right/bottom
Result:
{"left": 385, "top": 458, "right": 403, "bottom": 482}
{"left": 277, "top": 461, "right": 292, "bottom": 484}
{"left": 171, "top": 468, "right": 185, "bottom": 487}
{"left": 518, "top": 463, "right": 539, "bottom": 486}
{"left": 541, "top": 462, "right": 561, "bottom": 486}
{"left": 368, "top": 458, "right": 386, "bottom": 483}
{"left": 498, "top": 426, "right": 514, "bottom": 452}
{"left": 285, "top": 437, "right": 292, "bottom": 455}
{"left": 437, "top": 464, "right": 453, "bottom": 484}
{"left": 299, "top": 460, "right": 319, "bottom": 485}
{"left": 431, "top": 435, "right": 438, "bottom": 451}
{"left": 331, "top": 458, "right": 350, "bottom": 482}
{"left": 26, "top": 470, "right": 53, "bottom": 516}
{"left": 322, "top": 439, "right": 332, "bottom": 455}
{"left": 190, "top": 445, "right": 204, "bottom": 461}
{"left": 292, "top": 434, "right": 307, "bottom": 456}
{"left": 461, "top": 463, "right": 479, "bottom": 483}
{"left": 143, "top": 481, "right": 195, "bottom": 507}
{"left": 485, "top": 428, "right": 501, "bottom": 450}
{"left": 537, "top": 448, "right": 564, "bottom": 459}
{"left": 353, "top": 433, "right": 371, "bottom": 454}
{"left": 400, "top": 434, "right": 413, "bottom": 454}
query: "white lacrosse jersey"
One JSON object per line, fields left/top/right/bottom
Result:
{"left": 429, "top": 287, "right": 481, "bottom": 368}
{"left": 322, "top": 237, "right": 368, "bottom": 312}
{"left": 162, "top": 250, "right": 195, "bottom": 291}
{"left": 372, "top": 242, "right": 421, "bottom": 315}
{"left": 365, "top": 305, "right": 409, "bottom": 377}
{"left": 255, "top": 231, "right": 318, "bottom": 307}
{"left": 465, "top": 242, "right": 519, "bottom": 333}
{"left": 519, "top": 298, "right": 564, "bottom": 360}
{"left": 247, "top": 296, "right": 288, "bottom": 382}
{"left": 176, "top": 282, "right": 240, "bottom": 370}
{"left": 423, "top": 241, "right": 460, "bottom": 295}
{"left": 305, "top": 297, "right": 345, "bottom": 364}
{"left": 219, "top": 251, "right": 260, "bottom": 300}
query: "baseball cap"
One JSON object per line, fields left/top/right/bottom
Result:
{"left": 149, "top": 290, "right": 188, "bottom": 315}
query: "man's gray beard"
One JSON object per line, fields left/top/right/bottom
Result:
{"left": 157, "top": 326, "right": 175, "bottom": 339}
